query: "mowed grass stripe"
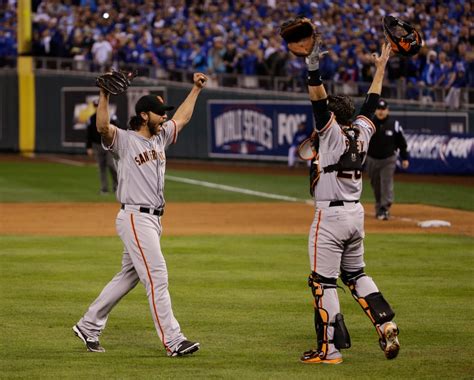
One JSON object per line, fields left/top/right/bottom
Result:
{"left": 0, "top": 161, "right": 473, "bottom": 210}
{"left": 0, "top": 234, "right": 473, "bottom": 379}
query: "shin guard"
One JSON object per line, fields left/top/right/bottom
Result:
{"left": 341, "top": 269, "right": 395, "bottom": 339}
{"left": 308, "top": 272, "right": 350, "bottom": 357}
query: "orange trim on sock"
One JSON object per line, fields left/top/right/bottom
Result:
{"left": 313, "top": 210, "right": 322, "bottom": 273}
{"left": 130, "top": 213, "right": 170, "bottom": 352}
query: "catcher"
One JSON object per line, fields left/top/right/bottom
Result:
{"left": 280, "top": 17, "right": 400, "bottom": 364}
{"left": 73, "top": 70, "right": 208, "bottom": 357}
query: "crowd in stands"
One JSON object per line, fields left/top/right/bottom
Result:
{"left": 0, "top": 0, "right": 472, "bottom": 107}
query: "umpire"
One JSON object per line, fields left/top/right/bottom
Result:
{"left": 366, "top": 99, "right": 409, "bottom": 220}
{"left": 86, "top": 100, "right": 119, "bottom": 194}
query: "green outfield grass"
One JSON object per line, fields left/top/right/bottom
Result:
{"left": 0, "top": 234, "right": 473, "bottom": 379}
{"left": 0, "top": 161, "right": 473, "bottom": 210}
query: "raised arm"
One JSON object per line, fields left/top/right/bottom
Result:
{"left": 359, "top": 43, "right": 392, "bottom": 118}
{"left": 172, "top": 72, "right": 208, "bottom": 132}
{"left": 96, "top": 88, "right": 116, "bottom": 146}
{"left": 305, "top": 38, "right": 332, "bottom": 130}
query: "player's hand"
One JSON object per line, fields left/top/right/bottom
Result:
{"left": 372, "top": 43, "right": 391, "bottom": 70}
{"left": 402, "top": 160, "right": 409, "bottom": 169}
{"left": 193, "top": 73, "right": 208, "bottom": 89}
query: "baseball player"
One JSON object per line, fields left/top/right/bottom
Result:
{"left": 300, "top": 39, "right": 400, "bottom": 364}
{"left": 73, "top": 72, "right": 208, "bottom": 357}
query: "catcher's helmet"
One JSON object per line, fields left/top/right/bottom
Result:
{"left": 383, "top": 15, "right": 422, "bottom": 57}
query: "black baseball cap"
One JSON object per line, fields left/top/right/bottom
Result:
{"left": 376, "top": 99, "right": 388, "bottom": 109}
{"left": 135, "top": 95, "right": 174, "bottom": 116}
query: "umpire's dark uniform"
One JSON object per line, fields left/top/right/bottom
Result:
{"left": 366, "top": 99, "right": 409, "bottom": 220}
{"left": 86, "top": 111, "right": 119, "bottom": 194}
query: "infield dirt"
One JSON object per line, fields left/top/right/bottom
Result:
{"left": 1, "top": 202, "right": 472, "bottom": 237}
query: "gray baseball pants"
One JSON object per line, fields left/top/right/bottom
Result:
{"left": 365, "top": 155, "right": 397, "bottom": 214}
{"left": 76, "top": 208, "right": 186, "bottom": 353}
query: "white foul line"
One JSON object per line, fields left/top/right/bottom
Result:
{"left": 166, "top": 175, "right": 312, "bottom": 203}
{"left": 46, "top": 157, "right": 87, "bottom": 167}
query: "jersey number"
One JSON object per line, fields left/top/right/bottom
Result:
{"left": 337, "top": 170, "right": 362, "bottom": 180}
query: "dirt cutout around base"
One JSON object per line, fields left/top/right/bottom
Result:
{"left": 0, "top": 202, "right": 472, "bottom": 237}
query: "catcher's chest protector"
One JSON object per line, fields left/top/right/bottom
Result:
{"left": 323, "top": 127, "right": 364, "bottom": 173}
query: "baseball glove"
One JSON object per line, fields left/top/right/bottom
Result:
{"left": 280, "top": 16, "right": 317, "bottom": 57}
{"left": 95, "top": 70, "right": 138, "bottom": 95}
{"left": 383, "top": 15, "right": 422, "bottom": 57}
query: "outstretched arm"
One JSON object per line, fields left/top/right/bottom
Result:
{"left": 96, "top": 89, "right": 116, "bottom": 146}
{"left": 359, "top": 43, "right": 392, "bottom": 117}
{"left": 305, "top": 37, "right": 332, "bottom": 130}
{"left": 172, "top": 73, "right": 208, "bottom": 132}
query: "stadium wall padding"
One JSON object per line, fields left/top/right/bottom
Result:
{"left": 0, "top": 72, "right": 19, "bottom": 151}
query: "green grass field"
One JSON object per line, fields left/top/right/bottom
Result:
{"left": 0, "top": 161, "right": 473, "bottom": 209}
{"left": 0, "top": 159, "right": 473, "bottom": 379}
{"left": 1, "top": 235, "right": 473, "bottom": 379}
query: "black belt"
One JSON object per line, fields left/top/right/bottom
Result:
{"left": 121, "top": 204, "right": 164, "bottom": 216}
{"left": 329, "top": 200, "right": 359, "bottom": 207}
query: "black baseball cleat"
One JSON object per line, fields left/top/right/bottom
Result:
{"left": 168, "top": 340, "right": 200, "bottom": 357}
{"left": 377, "top": 209, "right": 390, "bottom": 220}
{"left": 73, "top": 325, "right": 105, "bottom": 353}
{"left": 300, "top": 349, "right": 343, "bottom": 364}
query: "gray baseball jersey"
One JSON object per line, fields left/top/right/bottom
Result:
{"left": 77, "top": 120, "right": 187, "bottom": 354}
{"left": 111, "top": 120, "right": 177, "bottom": 207}
{"left": 313, "top": 115, "right": 374, "bottom": 202}
{"left": 307, "top": 113, "right": 382, "bottom": 359}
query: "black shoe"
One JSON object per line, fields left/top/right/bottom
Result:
{"left": 73, "top": 325, "right": 105, "bottom": 352}
{"left": 377, "top": 208, "right": 390, "bottom": 220}
{"left": 168, "top": 340, "right": 200, "bottom": 357}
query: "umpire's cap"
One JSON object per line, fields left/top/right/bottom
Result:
{"left": 376, "top": 99, "right": 388, "bottom": 109}
{"left": 135, "top": 95, "right": 174, "bottom": 116}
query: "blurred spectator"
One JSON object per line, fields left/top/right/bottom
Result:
{"left": 207, "top": 36, "right": 226, "bottom": 77}
{"left": 0, "top": 0, "right": 468, "bottom": 103}
{"left": 91, "top": 33, "right": 112, "bottom": 70}
{"left": 445, "top": 62, "right": 468, "bottom": 109}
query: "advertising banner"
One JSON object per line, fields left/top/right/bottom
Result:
{"left": 208, "top": 100, "right": 314, "bottom": 161}
{"left": 61, "top": 87, "right": 167, "bottom": 148}
{"left": 405, "top": 133, "right": 474, "bottom": 174}
{"left": 208, "top": 100, "right": 472, "bottom": 173}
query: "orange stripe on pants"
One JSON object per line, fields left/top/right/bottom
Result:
{"left": 130, "top": 214, "right": 170, "bottom": 352}
{"left": 313, "top": 210, "right": 322, "bottom": 273}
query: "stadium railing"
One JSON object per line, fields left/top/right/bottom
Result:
{"left": 1, "top": 56, "right": 472, "bottom": 110}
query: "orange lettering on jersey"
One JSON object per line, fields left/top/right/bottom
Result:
{"left": 158, "top": 151, "right": 165, "bottom": 161}
{"left": 139, "top": 153, "right": 146, "bottom": 165}
{"left": 143, "top": 151, "right": 149, "bottom": 162}
{"left": 135, "top": 157, "right": 141, "bottom": 166}
{"left": 151, "top": 150, "right": 157, "bottom": 160}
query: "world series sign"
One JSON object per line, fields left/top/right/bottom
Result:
{"left": 208, "top": 100, "right": 314, "bottom": 160}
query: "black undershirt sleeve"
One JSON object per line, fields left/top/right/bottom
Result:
{"left": 311, "top": 99, "right": 332, "bottom": 130}
{"left": 358, "top": 93, "right": 380, "bottom": 118}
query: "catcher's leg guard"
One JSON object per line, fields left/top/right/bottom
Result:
{"left": 341, "top": 269, "right": 395, "bottom": 338}
{"left": 308, "top": 272, "right": 350, "bottom": 359}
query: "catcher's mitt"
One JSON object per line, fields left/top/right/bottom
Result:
{"left": 383, "top": 15, "right": 422, "bottom": 57}
{"left": 280, "top": 16, "right": 317, "bottom": 57}
{"left": 95, "top": 70, "right": 138, "bottom": 95}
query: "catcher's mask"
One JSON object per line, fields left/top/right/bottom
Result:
{"left": 383, "top": 15, "right": 422, "bottom": 57}
{"left": 135, "top": 95, "right": 174, "bottom": 117}
{"left": 327, "top": 95, "right": 355, "bottom": 127}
